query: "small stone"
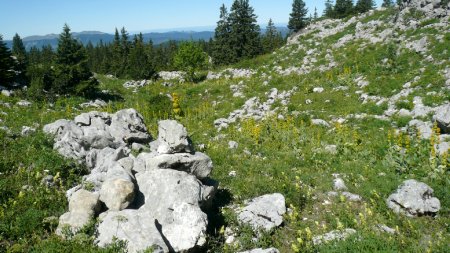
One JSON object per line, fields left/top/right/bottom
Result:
{"left": 333, "top": 178, "right": 348, "bottom": 191}
{"left": 228, "top": 141, "right": 239, "bottom": 149}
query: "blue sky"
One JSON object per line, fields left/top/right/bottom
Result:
{"left": 1, "top": 0, "right": 383, "bottom": 39}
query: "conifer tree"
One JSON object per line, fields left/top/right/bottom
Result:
{"left": 355, "top": 0, "right": 375, "bottom": 13}
{"left": 111, "top": 28, "right": 122, "bottom": 76}
{"left": 229, "top": 0, "right": 262, "bottom": 61}
{"left": 129, "top": 33, "right": 155, "bottom": 79}
{"left": 314, "top": 7, "right": 319, "bottom": 20}
{"left": 324, "top": 0, "right": 335, "bottom": 18}
{"left": 53, "top": 24, "right": 97, "bottom": 95}
{"left": 12, "top": 33, "right": 28, "bottom": 84}
{"left": 262, "top": 19, "right": 284, "bottom": 53}
{"left": 288, "top": 0, "right": 308, "bottom": 32}
{"left": 382, "top": 0, "right": 394, "bottom": 7}
{"left": 212, "top": 4, "right": 234, "bottom": 65}
{"left": 120, "top": 27, "right": 130, "bottom": 75}
{"left": 334, "top": 0, "right": 354, "bottom": 18}
{"left": 0, "top": 35, "right": 15, "bottom": 86}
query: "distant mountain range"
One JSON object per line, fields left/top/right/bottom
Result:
{"left": 4, "top": 27, "right": 290, "bottom": 50}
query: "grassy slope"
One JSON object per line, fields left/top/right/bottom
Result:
{"left": 0, "top": 8, "right": 449, "bottom": 253}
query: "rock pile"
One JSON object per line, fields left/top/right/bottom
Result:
{"left": 44, "top": 110, "right": 216, "bottom": 252}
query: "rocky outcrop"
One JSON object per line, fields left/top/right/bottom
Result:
{"left": 45, "top": 110, "right": 216, "bottom": 253}
{"left": 399, "top": 0, "right": 450, "bottom": 18}
{"left": 387, "top": 179, "right": 441, "bottom": 217}
{"left": 214, "top": 87, "right": 297, "bottom": 130}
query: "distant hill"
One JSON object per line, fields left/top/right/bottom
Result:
{"left": 4, "top": 27, "right": 290, "bottom": 50}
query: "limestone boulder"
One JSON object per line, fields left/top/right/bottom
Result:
{"left": 155, "top": 120, "right": 193, "bottom": 154}
{"left": 109, "top": 109, "right": 151, "bottom": 145}
{"left": 387, "top": 179, "right": 441, "bottom": 217}
{"left": 138, "top": 152, "right": 213, "bottom": 179}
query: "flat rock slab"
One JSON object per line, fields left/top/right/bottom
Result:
{"left": 387, "top": 179, "right": 440, "bottom": 217}
{"left": 237, "top": 193, "right": 286, "bottom": 232}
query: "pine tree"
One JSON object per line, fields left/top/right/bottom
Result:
{"left": 12, "top": 33, "right": 28, "bottom": 84}
{"left": 334, "top": 0, "right": 354, "bottom": 18}
{"left": 314, "top": 7, "right": 319, "bottom": 20}
{"left": 355, "top": 0, "right": 375, "bottom": 13}
{"left": 382, "top": 0, "right": 394, "bottom": 7}
{"left": 212, "top": 4, "right": 234, "bottom": 65}
{"left": 288, "top": 0, "right": 308, "bottom": 32}
{"left": 128, "top": 33, "right": 155, "bottom": 79}
{"left": 324, "top": 0, "right": 335, "bottom": 18}
{"left": 262, "top": 19, "right": 284, "bottom": 53}
{"left": 53, "top": 24, "right": 97, "bottom": 95}
{"left": 0, "top": 35, "right": 15, "bottom": 86}
{"left": 229, "top": 0, "right": 262, "bottom": 61}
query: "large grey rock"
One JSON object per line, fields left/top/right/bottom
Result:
{"left": 109, "top": 109, "right": 152, "bottom": 144}
{"left": 238, "top": 248, "right": 280, "bottom": 253}
{"left": 56, "top": 190, "right": 100, "bottom": 235}
{"left": 155, "top": 120, "right": 193, "bottom": 154}
{"left": 312, "top": 229, "right": 357, "bottom": 245}
{"left": 238, "top": 193, "right": 286, "bottom": 231}
{"left": 434, "top": 104, "right": 450, "bottom": 134}
{"left": 136, "top": 169, "right": 214, "bottom": 214}
{"left": 409, "top": 119, "right": 433, "bottom": 139}
{"left": 97, "top": 209, "right": 169, "bottom": 253}
{"left": 387, "top": 179, "right": 441, "bottom": 217}
{"left": 138, "top": 152, "right": 213, "bottom": 179}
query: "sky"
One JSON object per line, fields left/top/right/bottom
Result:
{"left": 0, "top": 0, "right": 383, "bottom": 40}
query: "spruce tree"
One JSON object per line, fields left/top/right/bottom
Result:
{"left": 129, "top": 33, "right": 155, "bottom": 79}
{"left": 0, "top": 35, "right": 15, "bottom": 86}
{"left": 111, "top": 28, "right": 122, "bottom": 77}
{"left": 324, "top": 0, "right": 335, "bottom": 18}
{"left": 12, "top": 33, "right": 28, "bottom": 84}
{"left": 120, "top": 27, "right": 130, "bottom": 76}
{"left": 262, "top": 19, "right": 284, "bottom": 53}
{"left": 334, "top": 0, "right": 354, "bottom": 18}
{"left": 355, "top": 0, "right": 375, "bottom": 13}
{"left": 212, "top": 4, "right": 234, "bottom": 65}
{"left": 288, "top": 0, "right": 308, "bottom": 33}
{"left": 53, "top": 24, "right": 97, "bottom": 95}
{"left": 229, "top": 0, "right": 262, "bottom": 61}
{"left": 382, "top": 0, "right": 394, "bottom": 7}
{"left": 314, "top": 7, "right": 319, "bottom": 20}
